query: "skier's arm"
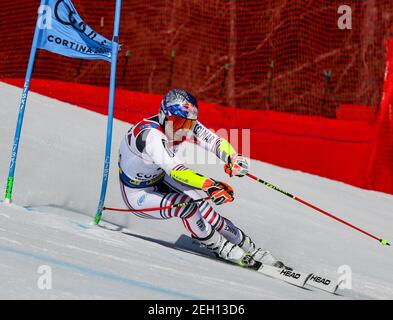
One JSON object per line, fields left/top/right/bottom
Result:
{"left": 192, "top": 121, "right": 236, "bottom": 163}
{"left": 169, "top": 166, "right": 234, "bottom": 205}
{"left": 144, "top": 130, "right": 234, "bottom": 204}
{"left": 192, "top": 121, "right": 250, "bottom": 177}
{"left": 144, "top": 130, "right": 205, "bottom": 188}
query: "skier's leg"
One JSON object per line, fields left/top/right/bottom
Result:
{"left": 120, "top": 181, "right": 210, "bottom": 238}
{"left": 162, "top": 175, "right": 244, "bottom": 243}
{"left": 161, "top": 176, "right": 285, "bottom": 267}
{"left": 236, "top": 229, "right": 285, "bottom": 267}
{"left": 199, "top": 201, "right": 283, "bottom": 267}
{"left": 197, "top": 201, "right": 244, "bottom": 244}
{"left": 120, "top": 180, "right": 251, "bottom": 265}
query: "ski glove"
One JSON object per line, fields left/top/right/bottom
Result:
{"left": 224, "top": 154, "right": 249, "bottom": 177}
{"left": 202, "top": 179, "right": 234, "bottom": 205}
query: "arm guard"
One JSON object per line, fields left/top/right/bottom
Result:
{"left": 170, "top": 166, "right": 208, "bottom": 189}
{"left": 217, "top": 138, "right": 237, "bottom": 163}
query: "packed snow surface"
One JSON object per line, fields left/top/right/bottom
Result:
{"left": 0, "top": 82, "right": 392, "bottom": 299}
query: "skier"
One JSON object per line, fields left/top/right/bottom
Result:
{"left": 118, "top": 89, "right": 285, "bottom": 268}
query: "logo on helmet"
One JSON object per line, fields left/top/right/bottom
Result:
{"left": 160, "top": 89, "right": 199, "bottom": 121}
{"left": 182, "top": 102, "right": 198, "bottom": 120}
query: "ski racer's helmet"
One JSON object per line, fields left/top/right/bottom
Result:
{"left": 158, "top": 89, "right": 198, "bottom": 132}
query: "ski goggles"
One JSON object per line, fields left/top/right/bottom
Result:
{"left": 166, "top": 115, "right": 196, "bottom": 131}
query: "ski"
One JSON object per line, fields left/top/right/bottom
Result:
{"left": 256, "top": 263, "right": 311, "bottom": 289}
{"left": 305, "top": 273, "right": 341, "bottom": 294}
{"left": 175, "top": 234, "right": 340, "bottom": 295}
{"left": 175, "top": 234, "right": 311, "bottom": 290}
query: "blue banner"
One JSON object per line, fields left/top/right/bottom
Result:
{"left": 37, "top": 0, "right": 112, "bottom": 62}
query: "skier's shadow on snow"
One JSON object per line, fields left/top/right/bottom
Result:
{"left": 122, "top": 231, "right": 178, "bottom": 250}
{"left": 97, "top": 223, "right": 178, "bottom": 251}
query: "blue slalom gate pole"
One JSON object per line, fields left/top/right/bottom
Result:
{"left": 95, "top": 0, "right": 122, "bottom": 224}
{"left": 4, "top": 6, "right": 43, "bottom": 204}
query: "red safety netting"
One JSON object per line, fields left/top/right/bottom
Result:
{"left": 1, "top": 0, "right": 393, "bottom": 194}
{"left": 367, "top": 29, "right": 393, "bottom": 194}
{"left": 1, "top": 0, "right": 392, "bottom": 116}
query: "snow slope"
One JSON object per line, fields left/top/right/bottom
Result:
{"left": 0, "top": 82, "right": 392, "bottom": 300}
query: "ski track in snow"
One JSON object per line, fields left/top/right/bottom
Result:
{"left": 0, "top": 82, "right": 393, "bottom": 299}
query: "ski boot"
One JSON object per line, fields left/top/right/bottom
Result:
{"left": 196, "top": 230, "right": 259, "bottom": 269}
{"left": 238, "top": 230, "right": 291, "bottom": 270}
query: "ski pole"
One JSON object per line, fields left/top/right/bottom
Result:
{"left": 246, "top": 173, "right": 390, "bottom": 246}
{"left": 102, "top": 197, "right": 210, "bottom": 213}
